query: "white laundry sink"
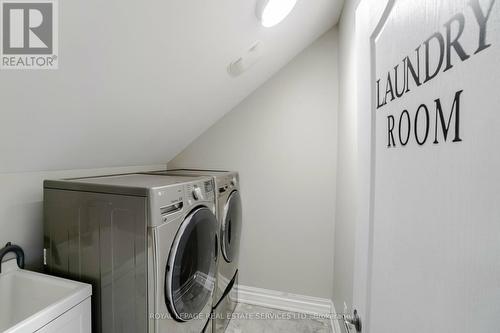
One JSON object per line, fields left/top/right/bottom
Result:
{"left": 0, "top": 259, "right": 92, "bottom": 333}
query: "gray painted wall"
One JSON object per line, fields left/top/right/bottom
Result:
{"left": 168, "top": 28, "right": 339, "bottom": 299}
{"left": 0, "top": 165, "right": 164, "bottom": 269}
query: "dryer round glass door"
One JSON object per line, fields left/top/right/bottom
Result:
{"left": 221, "top": 190, "right": 242, "bottom": 263}
{"left": 165, "top": 207, "right": 218, "bottom": 322}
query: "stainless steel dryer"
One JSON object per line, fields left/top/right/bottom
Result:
{"left": 145, "top": 170, "right": 242, "bottom": 333}
{"left": 44, "top": 174, "right": 218, "bottom": 333}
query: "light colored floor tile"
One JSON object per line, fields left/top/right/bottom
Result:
{"left": 225, "top": 303, "right": 332, "bottom": 333}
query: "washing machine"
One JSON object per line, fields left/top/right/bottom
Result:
{"left": 44, "top": 174, "right": 218, "bottom": 333}
{"left": 145, "top": 170, "right": 242, "bottom": 333}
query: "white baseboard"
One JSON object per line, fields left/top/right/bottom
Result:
{"left": 330, "top": 302, "right": 342, "bottom": 333}
{"left": 236, "top": 285, "right": 342, "bottom": 333}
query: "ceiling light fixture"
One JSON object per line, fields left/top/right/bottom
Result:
{"left": 256, "top": 0, "right": 298, "bottom": 28}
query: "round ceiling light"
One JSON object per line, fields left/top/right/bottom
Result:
{"left": 256, "top": 0, "right": 298, "bottom": 28}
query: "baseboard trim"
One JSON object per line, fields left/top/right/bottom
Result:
{"left": 236, "top": 285, "right": 342, "bottom": 333}
{"left": 331, "top": 303, "right": 342, "bottom": 333}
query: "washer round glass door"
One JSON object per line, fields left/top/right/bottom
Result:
{"left": 165, "top": 207, "right": 217, "bottom": 322}
{"left": 221, "top": 190, "right": 242, "bottom": 263}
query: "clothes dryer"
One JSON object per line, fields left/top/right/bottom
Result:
{"left": 44, "top": 174, "right": 218, "bottom": 333}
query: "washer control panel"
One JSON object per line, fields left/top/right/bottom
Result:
{"left": 186, "top": 179, "right": 214, "bottom": 203}
{"left": 153, "top": 184, "right": 185, "bottom": 225}
{"left": 151, "top": 177, "right": 215, "bottom": 227}
{"left": 192, "top": 185, "right": 203, "bottom": 200}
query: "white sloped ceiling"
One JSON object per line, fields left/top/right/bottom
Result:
{"left": 0, "top": 0, "right": 343, "bottom": 173}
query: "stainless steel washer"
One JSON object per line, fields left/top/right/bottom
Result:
{"left": 44, "top": 174, "right": 218, "bottom": 333}
{"left": 145, "top": 170, "right": 242, "bottom": 333}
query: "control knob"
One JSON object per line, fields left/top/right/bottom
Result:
{"left": 192, "top": 185, "right": 203, "bottom": 200}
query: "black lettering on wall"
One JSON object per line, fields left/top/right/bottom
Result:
{"left": 398, "top": 110, "right": 411, "bottom": 146}
{"left": 405, "top": 46, "right": 422, "bottom": 93}
{"left": 394, "top": 64, "right": 406, "bottom": 98}
{"left": 377, "top": 79, "right": 387, "bottom": 109}
{"left": 443, "top": 13, "right": 470, "bottom": 72}
{"left": 414, "top": 104, "right": 430, "bottom": 145}
{"left": 387, "top": 115, "right": 396, "bottom": 147}
{"left": 374, "top": 2, "right": 495, "bottom": 149}
{"left": 375, "top": 1, "right": 495, "bottom": 111}
{"left": 469, "top": 0, "right": 496, "bottom": 54}
{"left": 433, "top": 90, "right": 463, "bottom": 143}
{"left": 385, "top": 72, "right": 396, "bottom": 104}
{"left": 424, "top": 32, "right": 445, "bottom": 83}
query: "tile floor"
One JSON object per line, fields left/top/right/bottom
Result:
{"left": 225, "top": 303, "right": 333, "bottom": 333}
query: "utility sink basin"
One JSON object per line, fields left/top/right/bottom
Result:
{"left": 0, "top": 259, "right": 92, "bottom": 333}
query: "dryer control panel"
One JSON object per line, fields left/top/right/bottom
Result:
{"left": 150, "top": 177, "right": 215, "bottom": 227}
{"left": 217, "top": 173, "right": 239, "bottom": 197}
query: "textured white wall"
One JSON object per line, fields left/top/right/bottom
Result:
{"left": 367, "top": 1, "right": 500, "bottom": 331}
{"left": 168, "top": 28, "right": 339, "bottom": 299}
{"left": 335, "top": 2, "right": 500, "bottom": 332}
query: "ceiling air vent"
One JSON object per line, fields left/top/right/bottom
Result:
{"left": 228, "top": 41, "right": 263, "bottom": 77}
